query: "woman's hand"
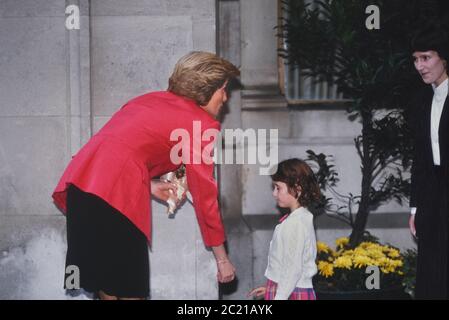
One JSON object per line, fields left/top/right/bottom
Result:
{"left": 150, "top": 180, "right": 177, "bottom": 202}
{"left": 212, "top": 244, "right": 236, "bottom": 283}
{"left": 409, "top": 214, "right": 416, "bottom": 238}
{"left": 247, "top": 286, "right": 267, "bottom": 298}
{"left": 216, "top": 259, "right": 236, "bottom": 283}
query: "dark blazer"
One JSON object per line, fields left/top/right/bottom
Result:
{"left": 409, "top": 82, "right": 449, "bottom": 299}
{"left": 410, "top": 84, "right": 449, "bottom": 211}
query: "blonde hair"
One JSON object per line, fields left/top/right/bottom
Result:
{"left": 168, "top": 51, "right": 240, "bottom": 106}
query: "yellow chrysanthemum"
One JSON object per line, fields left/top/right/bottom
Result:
{"left": 387, "top": 249, "right": 401, "bottom": 258}
{"left": 386, "top": 259, "right": 404, "bottom": 272}
{"left": 369, "top": 259, "right": 381, "bottom": 267}
{"left": 380, "top": 265, "right": 397, "bottom": 274}
{"left": 366, "top": 248, "right": 385, "bottom": 260}
{"left": 369, "top": 245, "right": 384, "bottom": 252}
{"left": 335, "top": 237, "right": 349, "bottom": 248}
{"left": 359, "top": 242, "right": 372, "bottom": 249}
{"left": 341, "top": 249, "right": 354, "bottom": 257}
{"left": 376, "top": 257, "right": 403, "bottom": 273}
{"left": 333, "top": 256, "right": 353, "bottom": 269}
{"left": 317, "top": 241, "right": 330, "bottom": 254}
{"left": 395, "top": 260, "right": 403, "bottom": 267}
{"left": 354, "top": 247, "right": 369, "bottom": 256}
{"left": 376, "top": 256, "right": 388, "bottom": 266}
{"left": 318, "top": 261, "right": 334, "bottom": 278}
{"left": 353, "top": 255, "right": 373, "bottom": 269}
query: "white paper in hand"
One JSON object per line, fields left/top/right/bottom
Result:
{"left": 160, "top": 165, "right": 192, "bottom": 217}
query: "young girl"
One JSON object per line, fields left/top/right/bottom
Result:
{"left": 248, "top": 158, "right": 320, "bottom": 300}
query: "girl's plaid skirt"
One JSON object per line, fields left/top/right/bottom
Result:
{"left": 264, "top": 279, "right": 316, "bottom": 300}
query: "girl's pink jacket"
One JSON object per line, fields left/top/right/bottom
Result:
{"left": 52, "top": 91, "right": 225, "bottom": 247}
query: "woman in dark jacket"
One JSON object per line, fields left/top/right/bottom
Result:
{"left": 409, "top": 27, "right": 449, "bottom": 299}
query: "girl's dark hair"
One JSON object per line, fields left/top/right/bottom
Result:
{"left": 271, "top": 158, "right": 321, "bottom": 208}
{"left": 410, "top": 24, "right": 449, "bottom": 71}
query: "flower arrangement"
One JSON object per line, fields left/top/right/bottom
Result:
{"left": 314, "top": 235, "right": 407, "bottom": 293}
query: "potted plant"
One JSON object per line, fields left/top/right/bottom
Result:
{"left": 314, "top": 235, "right": 416, "bottom": 299}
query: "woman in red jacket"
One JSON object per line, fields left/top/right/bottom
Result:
{"left": 52, "top": 51, "right": 240, "bottom": 300}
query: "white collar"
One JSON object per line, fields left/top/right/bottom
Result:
{"left": 432, "top": 78, "right": 448, "bottom": 100}
{"left": 289, "top": 206, "right": 310, "bottom": 217}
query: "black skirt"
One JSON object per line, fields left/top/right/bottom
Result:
{"left": 415, "top": 165, "right": 449, "bottom": 299}
{"left": 64, "top": 184, "right": 149, "bottom": 298}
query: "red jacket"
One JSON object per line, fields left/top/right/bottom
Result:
{"left": 52, "top": 91, "right": 225, "bottom": 247}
